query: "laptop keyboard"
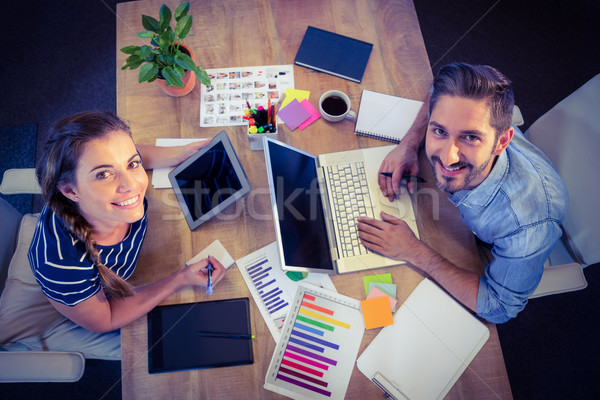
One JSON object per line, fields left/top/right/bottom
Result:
{"left": 325, "top": 161, "right": 375, "bottom": 257}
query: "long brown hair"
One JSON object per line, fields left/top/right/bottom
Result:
{"left": 37, "top": 111, "right": 136, "bottom": 298}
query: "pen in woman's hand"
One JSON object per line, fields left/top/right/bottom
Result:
{"left": 380, "top": 171, "right": 426, "bottom": 183}
{"left": 206, "top": 256, "right": 213, "bottom": 295}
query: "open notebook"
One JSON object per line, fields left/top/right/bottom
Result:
{"left": 355, "top": 90, "right": 423, "bottom": 142}
{"left": 357, "top": 279, "right": 489, "bottom": 399}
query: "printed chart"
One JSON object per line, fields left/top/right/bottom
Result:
{"left": 264, "top": 284, "right": 365, "bottom": 400}
{"left": 237, "top": 242, "right": 336, "bottom": 340}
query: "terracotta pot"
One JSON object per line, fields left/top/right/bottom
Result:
{"left": 155, "top": 42, "right": 196, "bottom": 97}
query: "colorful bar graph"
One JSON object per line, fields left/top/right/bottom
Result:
{"left": 264, "top": 284, "right": 365, "bottom": 400}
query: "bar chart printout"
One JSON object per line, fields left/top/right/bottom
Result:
{"left": 264, "top": 284, "right": 365, "bottom": 400}
{"left": 237, "top": 242, "right": 336, "bottom": 340}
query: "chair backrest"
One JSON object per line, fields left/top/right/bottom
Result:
{"left": 0, "top": 198, "right": 22, "bottom": 295}
{"left": 525, "top": 74, "right": 600, "bottom": 266}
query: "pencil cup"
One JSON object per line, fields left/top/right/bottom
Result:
{"left": 247, "top": 122, "right": 277, "bottom": 151}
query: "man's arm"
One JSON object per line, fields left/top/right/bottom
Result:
{"left": 357, "top": 212, "right": 479, "bottom": 312}
{"left": 378, "top": 92, "right": 431, "bottom": 200}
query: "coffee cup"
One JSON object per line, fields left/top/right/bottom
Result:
{"left": 319, "top": 90, "right": 356, "bottom": 122}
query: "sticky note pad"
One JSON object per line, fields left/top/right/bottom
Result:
{"left": 361, "top": 296, "right": 394, "bottom": 330}
{"left": 366, "top": 287, "right": 398, "bottom": 312}
{"left": 363, "top": 273, "right": 393, "bottom": 295}
{"left": 298, "top": 99, "right": 321, "bottom": 130}
{"left": 281, "top": 88, "right": 310, "bottom": 108}
{"left": 368, "top": 282, "right": 397, "bottom": 299}
{"left": 278, "top": 99, "right": 311, "bottom": 131}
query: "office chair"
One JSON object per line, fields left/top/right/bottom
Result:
{"left": 525, "top": 74, "right": 600, "bottom": 298}
{"left": 0, "top": 171, "right": 84, "bottom": 382}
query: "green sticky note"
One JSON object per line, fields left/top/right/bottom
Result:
{"left": 368, "top": 282, "right": 397, "bottom": 299}
{"left": 363, "top": 273, "right": 393, "bottom": 295}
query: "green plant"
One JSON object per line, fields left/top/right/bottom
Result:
{"left": 120, "top": 2, "right": 210, "bottom": 88}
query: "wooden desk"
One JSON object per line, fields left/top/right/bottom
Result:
{"left": 116, "top": 1, "right": 512, "bottom": 398}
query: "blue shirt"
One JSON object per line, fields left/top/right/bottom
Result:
{"left": 448, "top": 127, "right": 568, "bottom": 323}
{"left": 28, "top": 201, "right": 148, "bottom": 306}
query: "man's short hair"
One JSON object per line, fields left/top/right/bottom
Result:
{"left": 430, "top": 63, "right": 515, "bottom": 139}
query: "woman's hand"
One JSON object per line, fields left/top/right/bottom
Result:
{"left": 177, "top": 140, "right": 211, "bottom": 164}
{"left": 182, "top": 256, "right": 227, "bottom": 289}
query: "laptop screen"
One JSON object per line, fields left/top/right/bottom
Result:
{"left": 265, "top": 140, "right": 335, "bottom": 272}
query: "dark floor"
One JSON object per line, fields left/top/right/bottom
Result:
{"left": 1, "top": 0, "right": 599, "bottom": 399}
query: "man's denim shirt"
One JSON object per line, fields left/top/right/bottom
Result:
{"left": 448, "top": 127, "right": 568, "bottom": 323}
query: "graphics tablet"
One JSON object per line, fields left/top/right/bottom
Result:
{"left": 147, "top": 297, "right": 254, "bottom": 373}
{"left": 168, "top": 130, "right": 251, "bottom": 230}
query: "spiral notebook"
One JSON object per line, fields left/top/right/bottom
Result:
{"left": 354, "top": 90, "right": 423, "bottom": 142}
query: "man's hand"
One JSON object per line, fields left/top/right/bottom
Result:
{"left": 378, "top": 141, "right": 421, "bottom": 201}
{"left": 357, "top": 212, "right": 421, "bottom": 261}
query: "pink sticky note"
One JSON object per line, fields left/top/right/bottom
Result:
{"left": 278, "top": 98, "right": 311, "bottom": 131}
{"left": 298, "top": 99, "right": 321, "bottom": 130}
{"left": 366, "top": 287, "right": 398, "bottom": 312}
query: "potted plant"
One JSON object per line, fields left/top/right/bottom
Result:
{"left": 120, "top": 2, "right": 210, "bottom": 96}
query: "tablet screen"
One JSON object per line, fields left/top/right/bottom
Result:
{"left": 169, "top": 131, "right": 250, "bottom": 230}
{"left": 173, "top": 141, "right": 242, "bottom": 220}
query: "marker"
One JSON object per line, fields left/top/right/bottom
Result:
{"left": 380, "top": 172, "right": 426, "bottom": 183}
{"left": 206, "top": 256, "right": 213, "bottom": 295}
{"left": 195, "top": 332, "right": 255, "bottom": 339}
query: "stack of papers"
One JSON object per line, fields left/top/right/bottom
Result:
{"left": 277, "top": 88, "right": 320, "bottom": 131}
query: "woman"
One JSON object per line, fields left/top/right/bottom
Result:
{"left": 28, "top": 111, "right": 227, "bottom": 337}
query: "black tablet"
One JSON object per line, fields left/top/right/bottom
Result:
{"left": 147, "top": 297, "right": 254, "bottom": 373}
{"left": 168, "top": 131, "right": 251, "bottom": 230}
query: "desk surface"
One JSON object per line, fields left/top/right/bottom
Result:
{"left": 116, "top": 0, "right": 512, "bottom": 398}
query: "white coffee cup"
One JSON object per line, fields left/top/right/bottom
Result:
{"left": 319, "top": 90, "right": 356, "bottom": 122}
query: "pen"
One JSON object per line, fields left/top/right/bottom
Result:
{"left": 380, "top": 172, "right": 426, "bottom": 183}
{"left": 206, "top": 256, "right": 213, "bottom": 295}
{"left": 195, "top": 332, "right": 255, "bottom": 339}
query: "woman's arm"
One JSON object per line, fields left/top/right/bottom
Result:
{"left": 136, "top": 140, "right": 210, "bottom": 169}
{"left": 49, "top": 257, "right": 227, "bottom": 333}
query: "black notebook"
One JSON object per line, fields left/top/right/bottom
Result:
{"left": 147, "top": 297, "right": 254, "bottom": 374}
{"left": 294, "top": 26, "right": 373, "bottom": 83}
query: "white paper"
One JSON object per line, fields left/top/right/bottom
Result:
{"left": 186, "top": 239, "right": 235, "bottom": 269}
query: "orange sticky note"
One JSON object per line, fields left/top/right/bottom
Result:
{"left": 361, "top": 296, "right": 394, "bottom": 330}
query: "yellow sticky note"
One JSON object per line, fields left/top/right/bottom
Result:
{"left": 281, "top": 88, "right": 310, "bottom": 108}
{"left": 361, "top": 296, "right": 394, "bottom": 330}
{"left": 363, "top": 273, "right": 393, "bottom": 295}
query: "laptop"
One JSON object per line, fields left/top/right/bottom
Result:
{"left": 263, "top": 137, "right": 419, "bottom": 274}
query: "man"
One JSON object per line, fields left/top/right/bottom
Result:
{"left": 357, "top": 63, "right": 568, "bottom": 323}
